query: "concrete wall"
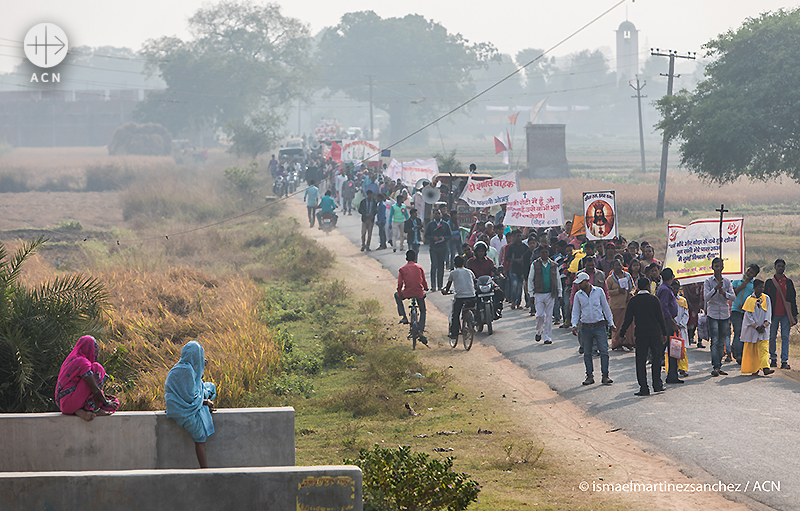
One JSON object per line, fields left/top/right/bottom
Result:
{"left": 0, "top": 407, "right": 295, "bottom": 472}
{"left": 0, "top": 466, "right": 362, "bottom": 511}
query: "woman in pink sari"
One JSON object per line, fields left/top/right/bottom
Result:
{"left": 55, "top": 335, "right": 119, "bottom": 421}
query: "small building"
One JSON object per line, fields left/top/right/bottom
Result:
{"left": 525, "top": 123, "right": 570, "bottom": 179}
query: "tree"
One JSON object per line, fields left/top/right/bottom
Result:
{"left": 135, "top": 0, "right": 314, "bottom": 139}
{"left": 108, "top": 122, "right": 172, "bottom": 156}
{"left": 656, "top": 8, "right": 800, "bottom": 183}
{"left": 515, "top": 48, "right": 556, "bottom": 94}
{"left": 0, "top": 238, "right": 109, "bottom": 412}
{"left": 317, "top": 12, "right": 498, "bottom": 142}
{"left": 224, "top": 110, "right": 286, "bottom": 160}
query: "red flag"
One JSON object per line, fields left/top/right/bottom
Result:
{"left": 508, "top": 111, "right": 520, "bottom": 125}
{"left": 330, "top": 141, "right": 342, "bottom": 162}
{"left": 494, "top": 133, "right": 507, "bottom": 154}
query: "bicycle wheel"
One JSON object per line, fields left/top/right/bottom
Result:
{"left": 485, "top": 302, "right": 493, "bottom": 335}
{"left": 461, "top": 310, "right": 474, "bottom": 351}
{"left": 410, "top": 306, "right": 419, "bottom": 350}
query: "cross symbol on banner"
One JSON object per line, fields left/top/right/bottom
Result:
{"left": 522, "top": 192, "right": 527, "bottom": 199}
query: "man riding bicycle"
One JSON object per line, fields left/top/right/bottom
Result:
{"left": 396, "top": 249, "right": 428, "bottom": 345}
{"left": 442, "top": 255, "right": 476, "bottom": 341}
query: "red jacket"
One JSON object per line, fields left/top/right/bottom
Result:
{"left": 398, "top": 262, "right": 428, "bottom": 298}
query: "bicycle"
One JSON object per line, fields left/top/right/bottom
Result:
{"left": 408, "top": 296, "right": 423, "bottom": 350}
{"left": 444, "top": 292, "right": 474, "bottom": 351}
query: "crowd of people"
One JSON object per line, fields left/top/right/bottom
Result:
{"left": 391, "top": 204, "right": 797, "bottom": 397}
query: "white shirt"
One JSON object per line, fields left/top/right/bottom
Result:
{"left": 490, "top": 235, "right": 506, "bottom": 255}
{"left": 703, "top": 275, "right": 736, "bottom": 320}
{"left": 572, "top": 285, "right": 615, "bottom": 327}
{"left": 742, "top": 294, "right": 772, "bottom": 343}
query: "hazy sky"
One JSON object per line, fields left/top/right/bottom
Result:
{"left": 1, "top": 0, "right": 795, "bottom": 74}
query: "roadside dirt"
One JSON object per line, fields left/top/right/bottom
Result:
{"left": 286, "top": 198, "right": 749, "bottom": 511}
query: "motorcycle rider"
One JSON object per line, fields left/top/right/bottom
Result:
{"left": 315, "top": 190, "right": 338, "bottom": 229}
{"left": 466, "top": 241, "right": 504, "bottom": 318}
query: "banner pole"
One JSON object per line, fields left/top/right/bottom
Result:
{"left": 715, "top": 204, "right": 728, "bottom": 260}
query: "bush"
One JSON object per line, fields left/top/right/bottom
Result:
{"left": 85, "top": 164, "right": 134, "bottom": 191}
{"left": 345, "top": 445, "right": 480, "bottom": 511}
{"left": 223, "top": 161, "right": 260, "bottom": 198}
{"left": 108, "top": 122, "right": 172, "bottom": 156}
{"left": 0, "top": 170, "right": 29, "bottom": 192}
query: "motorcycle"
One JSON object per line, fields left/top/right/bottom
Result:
{"left": 319, "top": 211, "right": 337, "bottom": 234}
{"left": 474, "top": 275, "right": 497, "bottom": 335}
{"left": 287, "top": 171, "right": 299, "bottom": 194}
{"left": 272, "top": 175, "right": 287, "bottom": 197}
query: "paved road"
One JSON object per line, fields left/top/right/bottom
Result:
{"left": 316, "top": 204, "right": 798, "bottom": 511}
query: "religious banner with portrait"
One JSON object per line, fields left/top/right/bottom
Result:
{"left": 583, "top": 191, "right": 617, "bottom": 240}
{"left": 504, "top": 189, "right": 563, "bottom": 228}
{"left": 664, "top": 217, "right": 745, "bottom": 285}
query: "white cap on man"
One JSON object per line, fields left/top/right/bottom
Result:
{"left": 574, "top": 272, "right": 590, "bottom": 284}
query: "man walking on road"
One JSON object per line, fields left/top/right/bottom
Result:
{"left": 303, "top": 180, "right": 320, "bottom": 228}
{"left": 571, "top": 272, "right": 615, "bottom": 386}
{"left": 620, "top": 277, "right": 669, "bottom": 396}
{"left": 425, "top": 208, "right": 451, "bottom": 291}
{"left": 704, "top": 257, "right": 736, "bottom": 376}
{"left": 764, "top": 259, "right": 797, "bottom": 369}
{"left": 358, "top": 189, "right": 378, "bottom": 252}
{"left": 395, "top": 250, "right": 428, "bottom": 346}
{"left": 375, "top": 193, "right": 388, "bottom": 250}
{"left": 528, "top": 245, "right": 561, "bottom": 344}
{"left": 657, "top": 268, "right": 683, "bottom": 384}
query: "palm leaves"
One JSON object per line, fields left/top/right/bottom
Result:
{"left": 0, "top": 237, "right": 109, "bottom": 412}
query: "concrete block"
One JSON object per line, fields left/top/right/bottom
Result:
{"left": 156, "top": 407, "right": 295, "bottom": 469}
{"left": 0, "top": 466, "right": 362, "bottom": 511}
{"left": 0, "top": 411, "right": 158, "bottom": 472}
{"left": 0, "top": 407, "right": 294, "bottom": 472}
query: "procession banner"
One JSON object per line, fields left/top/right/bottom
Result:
{"left": 504, "top": 189, "right": 563, "bottom": 228}
{"left": 664, "top": 217, "right": 745, "bottom": 285}
{"left": 384, "top": 158, "right": 439, "bottom": 186}
{"left": 459, "top": 171, "right": 519, "bottom": 207}
{"left": 583, "top": 191, "right": 617, "bottom": 240}
{"left": 341, "top": 139, "right": 381, "bottom": 163}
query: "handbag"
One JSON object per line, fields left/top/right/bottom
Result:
{"left": 772, "top": 277, "right": 798, "bottom": 327}
{"left": 668, "top": 335, "right": 685, "bottom": 359}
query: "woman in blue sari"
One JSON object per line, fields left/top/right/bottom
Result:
{"left": 165, "top": 341, "right": 216, "bottom": 468}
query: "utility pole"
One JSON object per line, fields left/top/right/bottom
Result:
{"left": 366, "top": 74, "right": 374, "bottom": 140}
{"left": 297, "top": 100, "right": 301, "bottom": 136}
{"left": 651, "top": 49, "right": 696, "bottom": 219}
{"left": 629, "top": 75, "right": 647, "bottom": 174}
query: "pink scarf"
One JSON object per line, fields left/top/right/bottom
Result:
{"left": 55, "top": 336, "right": 97, "bottom": 403}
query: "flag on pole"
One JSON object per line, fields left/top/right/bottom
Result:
{"left": 508, "top": 111, "right": 520, "bottom": 125}
{"left": 505, "top": 128, "right": 512, "bottom": 152}
{"left": 493, "top": 132, "right": 507, "bottom": 154}
{"left": 330, "top": 141, "right": 342, "bottom": 162}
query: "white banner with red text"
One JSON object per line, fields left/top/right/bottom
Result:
{"left": 664, "top": 217, "right": 745, "bottom": 285}
{"left": 458, "top": 171, "right": 519, "bottom": 207}
{"left": 341, "top": 140, "right": 381, "bottom": 163}
{"left": 504, "top": 189, "right": 564, "bottom": 228}
{"left": 384, "top": 158, "right": 439, "bottom": 186}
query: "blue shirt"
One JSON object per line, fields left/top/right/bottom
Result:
{"left": 731, "top": 279, "right": 754, "bottom": 313}
{"left": 572, "top": 285, "right": 615, "bottom": 327}
{"left": 319, "top": 195, "right": 337, "bottom": 213}
{"left": 304, "top": 186, "right": 319, "bottom": 207}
